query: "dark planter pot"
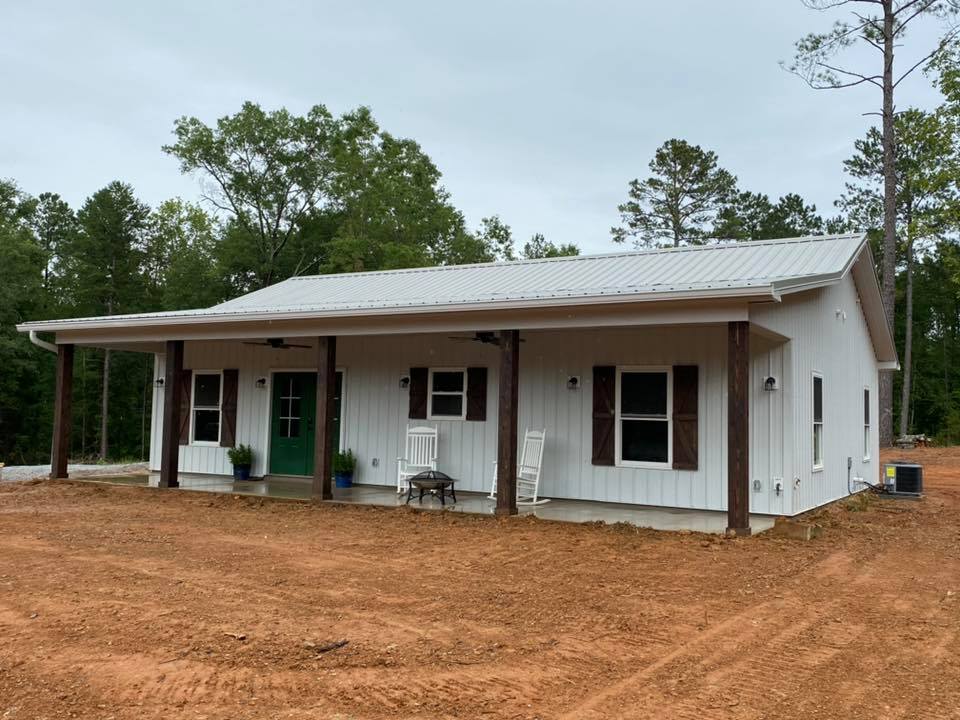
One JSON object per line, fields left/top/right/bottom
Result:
{"left": 233, "top": 464, "right": 252, "bottom": 481}
{"left": 335, "top": 471, "right": 353, "bottom": 488}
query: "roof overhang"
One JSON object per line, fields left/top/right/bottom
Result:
{"left": 849, "top": 244, "right": 899, "bottom": 367}
{"left": 22, "top": 296, "right": 763, "bottom": 350}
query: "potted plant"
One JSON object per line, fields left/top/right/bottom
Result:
{"left": 227, "top": 444, "right": 254, "bottom": 481}
{"left": 333, "top": 449, "right": 357, "bottom": 488}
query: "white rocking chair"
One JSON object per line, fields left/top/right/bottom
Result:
{"left": 397, "top": 424, "right": 439, "bottom": 494}
{"left": 489, "top": 428, "right": 548, "bottom": 505}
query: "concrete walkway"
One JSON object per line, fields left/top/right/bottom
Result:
{"left": 0, "top": 462, "right": 148, "bottom": 483}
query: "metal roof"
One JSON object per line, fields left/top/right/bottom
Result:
{"left": 18, "top": 234, "right": 868, "bottom": 332}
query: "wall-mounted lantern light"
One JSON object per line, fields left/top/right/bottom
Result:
{"left": 763, "top": 376, "right": 778, "bottom": 392}
{"left": 155, "top": 377, "right": 165, "bottom": 387}
{"left": 399, "top": 375, "right": 411, "bottom": 390}
{"left": 255, "top": 377, "right": 267, "bottom": 389}
{"left": 567, "top": 375, "right": 581, "bottom": 390}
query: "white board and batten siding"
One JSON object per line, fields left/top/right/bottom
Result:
{"left": 151, "top": 326, "right": 745, "bottom": 513}
{"left": 149, "top": 276, "right": 881, "bottom": 518}
{"left": 751, "top": 273, "right": 880, "bottom": 515}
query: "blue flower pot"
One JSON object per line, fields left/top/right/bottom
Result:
{"left": 335, "top": 471, "right": 353, "bottom": 488}
{"left": 233, "top": 464, "right": 252, "bottom": 482}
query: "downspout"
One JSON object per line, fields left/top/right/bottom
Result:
{"left": 29, "top": 330, "right": 58, "bottom": 354}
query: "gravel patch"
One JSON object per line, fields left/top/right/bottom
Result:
{"left": 1, "top": 462, "right": 148, "bottom": 483}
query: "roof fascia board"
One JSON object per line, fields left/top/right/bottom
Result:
{"left": 52, "top": 300, "right": 752, "bottom": 347}
{"left": 850, "top": 245, "right": 898, "bottom": 364}
{"left": 19, "top": 286, "right": 774, "bottom": 334}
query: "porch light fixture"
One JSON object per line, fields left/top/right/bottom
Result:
{"left": 399, "top": 375, "right": 410, "bottom": 390}
{"left": 763, "top": 376, "right": 778, "bottom": 392}
{"left": 255, "top": 377, "right": 267, "bottom": 389}
{"left": 155, "top": 377, "right": 164, "bottom": 387}
{"left": 566, "top": 376, "right": 581, "bottom": 390}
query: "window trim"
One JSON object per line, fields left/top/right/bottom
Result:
{"left": 427, "top": 367, "right": 467, "bottom": 421}
{"left": 863, "top": 385, "right": 871, "bottom": 462}
{"left": 812, "top": 371, "right": 824, "bottom": 472}
{"left": 614, "top": 365, "right": 673, "bottom": 470}
{"left": 190, "top": 369, "right": 223, "bottom": 446}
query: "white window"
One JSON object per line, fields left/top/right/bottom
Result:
{"left": 191, "top": 371, "right": 222, "bottom": 444}
{"left": 615, "top": 367, "right": 672, "bottom": 468}
{"left": 428, "top": 368, "right": 466, "bottom": 420}
{"left": 813, "top": 373, "right": 824, "bottom": 470}
{"left": 863, "top": 387, "right": 871, "bottom": 461}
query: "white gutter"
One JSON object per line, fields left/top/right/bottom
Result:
{"left": 28, "top": 330, "right": 58, "bottom": 353}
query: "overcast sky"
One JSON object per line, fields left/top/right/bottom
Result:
{"left": 0, "top": 1, "right": 949, "bottom": 254}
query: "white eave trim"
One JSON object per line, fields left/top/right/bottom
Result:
{"left": 16, "top": 284, "right": 779, "bottom": 334}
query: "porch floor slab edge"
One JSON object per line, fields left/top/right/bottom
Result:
{"left": 77, "top": 474, "right": 776, "bottom": 535}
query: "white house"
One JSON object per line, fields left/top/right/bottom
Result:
{"left": 18, "top": 234, "right": 897, "bottom": 534}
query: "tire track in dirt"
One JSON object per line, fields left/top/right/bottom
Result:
{"left": 557, "top": 549, "right": 873, "bottom": 719}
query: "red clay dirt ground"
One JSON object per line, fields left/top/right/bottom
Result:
{"left": 1, "top": 448, "right": 958, "bottom": 720}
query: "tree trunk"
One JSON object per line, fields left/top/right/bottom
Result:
{"left": 899, "top": 238, "right": 914, "bottom": 438}
{"left": 879, "top": 0, "right": 897, "bottom": 447}
{"left": 100, "top": 349, "right": 110, "bottom": 460}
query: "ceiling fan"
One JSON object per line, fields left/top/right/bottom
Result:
{"left": 446, "top": 331, "right": 525, "bottom": 346}
{"left": 242, "top": 337, "right": 312, "bottom": 350}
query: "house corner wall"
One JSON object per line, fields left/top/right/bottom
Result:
{"left": 751, "top": 275, "right": 881, "bottom": 515}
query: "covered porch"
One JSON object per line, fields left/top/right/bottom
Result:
{"left": 74, "top": 471, "right": 776, "bottom": 533}
{"left": 42, "top": 309, "right": 768, "bottom": 534}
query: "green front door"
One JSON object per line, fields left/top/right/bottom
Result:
{"left": 269, "top": 372, "right": 343, "bottom": 476}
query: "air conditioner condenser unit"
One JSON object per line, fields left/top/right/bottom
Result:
{"left": 883, "top": 462, "right": 923, "bottom": 497}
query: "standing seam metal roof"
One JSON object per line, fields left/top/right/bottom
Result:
{"left": 207, "top": 233, "right": 866, "bottom": 315}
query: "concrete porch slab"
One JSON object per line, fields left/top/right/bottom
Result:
{"left": 82, "top": 473, "right": 775, "bottom": 534}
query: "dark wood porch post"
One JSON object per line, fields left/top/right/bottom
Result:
{"left": 50, "top": 343, "right": 74, "bottom": 479}
{"left": 159, "top": 340, "right": 183, "bottom": 489}
{"left": 495, "top": 329, "right": 520, "bottom": 516}
{"left": 727, "top": 321, "right": 751, "bottom": 535}
{"left": 312, "top": 336, "right": 337, "bottom": 502}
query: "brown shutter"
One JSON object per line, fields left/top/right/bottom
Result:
{"left": 466, "top": 367, "right": 487, "bottom": 421}
{"left": 592, "top": 366, "right": 616, "bottom": 466}
{"left": 408, "top": 367, "right": 428, "bottom": 419}
{"left": 220, "top": 369, "right": 239, "bottom": 448}
{"left": 178, "top": 369, "right": 192, "bottom": 445}
{"left": 672, "top": 365, "right": 699, "bottom": 470}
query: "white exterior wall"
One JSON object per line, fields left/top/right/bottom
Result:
{"left": 148, "top": 279, "right": 880, "bottom": 517}
{"left": 150, "top": 326, "right": 739, "bottom": 512}
{"left": 750, "top": 274, "right": 880, "bottom": 515}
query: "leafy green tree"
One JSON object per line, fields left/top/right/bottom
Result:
{"left": 0, "top": 181, "right": 55, "bottom": 464}
{"left": 146, "top": 199, "right": 228, "bottom": 310}
{"left": 840, "top": 108, "right": 959, "bottom": 437}
{"left": 164, "top": 102, "right": 338, "bottom": 289}
{"left": 474, "top": 216, "right": 517, "bottom": 261}
{"left": 714, "top": 192, "right": 825, "bottom": 240}
{"left": 612, "top": 139, "right": 737, "bottom": 248}
{"left": 62, "top": 182, "right": 151, "bottom": 459}
{"left": 522, "top": 233, "right": 580, "bottom": 259}
{"left": 785, "top": 0, "right": 960, "bottom": 445}
{"left": 29, "top": 192, "right": 77, "bottom": 295}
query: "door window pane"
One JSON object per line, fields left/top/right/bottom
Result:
{"left": 621, "top": 419, "right": 669, "bottom": 463}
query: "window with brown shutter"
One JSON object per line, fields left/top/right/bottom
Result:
{"left": 408, "top": 367, "right": 428, "bottom": 419}
{"left": 220, "top": 369, "right": 239, "bottom": 448}
{"left": 592, "top": 366, "right": 616, "bottom": 465}
{"left": 466, "top": 367, "right": 487, "bottom": 421}
{"left": 672, "top": 365, "right": 698, "bottom": 470}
